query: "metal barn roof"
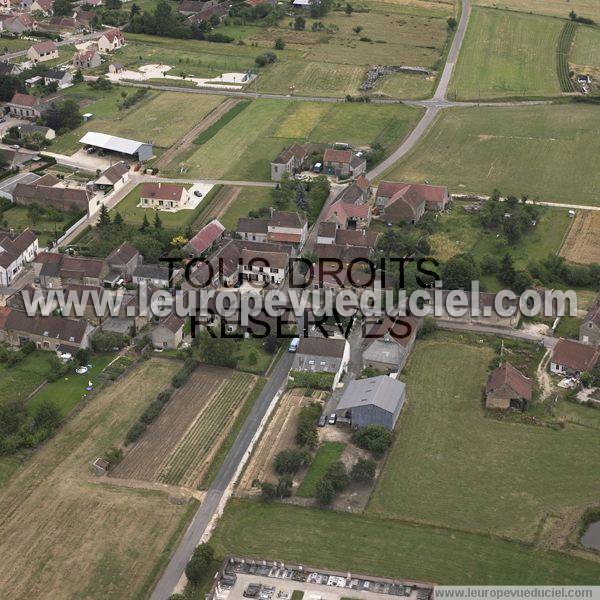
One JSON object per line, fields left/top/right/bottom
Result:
{"left": 79, "top": 131, "right": 150, "bottom": 155}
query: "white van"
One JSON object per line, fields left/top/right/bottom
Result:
{"left": 288, "top": 337, "right": 300, "bottom": 352}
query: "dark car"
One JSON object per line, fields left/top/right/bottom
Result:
{"left": 244, "top": 584, "right": 261, "bottom": 598}
{"left": 318, "top": 414, "right": 327, "bottom": 427}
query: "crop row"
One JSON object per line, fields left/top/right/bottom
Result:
{"left": 158, "top": 373, "right": 253, "bottom": 486}
{"left": 556, "top": 21, "right": 577, "bottom": 93}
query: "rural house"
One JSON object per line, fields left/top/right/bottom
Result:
{"left": 132, "top": 263, "right": 171, "bottom": 288}
{"left": 106, "top": 242, "right": 142, "bottom": 279}
{"left": 2, "top": 309, "right": 94, "bottom": 352}
{"left": 376, "top": 181, "right": 450, "bottom": 211}
{"left": 0, "top": 13, "right": 37, "bottom": 33}
{"left": 580, "top": 294, "right": 600, "bottom": 346}
{"left": 30, "top": 0, "right": 53, "bottom": 15}
{"left": 94, "top": 161, "right": 130, "bottom": 192}
{"left": 270, "top": 143, "right": 309, "bottom": 181}
{"left": 323, "top": 199, "right": 371, "bottom": 230}
{"left": 27, "top": 40, "right": 58, "bottom": 63}
{"left": 97, "top": 28, "right": 125, "bottom": 52}
{"left": 183, "top": 219, "right": 225, "bottom": 257}
{"left": 0, "top": 229, "right": 38, "bottom": 287}
{"left": 238, "top": 210, "right": 307, "bottom": 247}
{"left": 42, "top": 67, "right": 72, "bottom": 89}
{"left": 550, "top": 338, "right": 599, "bottom": 377}
{"left": 485, "top": 362, "right": 533, "bottom": 410}
{"left": 8, "top": 92, "right": 44, "bottom": 120}
{"left": 237, "top": 217, "right": 268, "bottom": 243}
{"left": 139, "top": 182, "right": 190, "bottom": 211}
{"left": 316, "top": 221, "right": 336, "bottom": 245}
{"left": 151, "top": 314, "right": 185, "bottom": 349}
{"left": 240, "top": 247, "right": 289, "bottom": 285}
{"left": 336, "top": 175, "right": 371, "bottom": 205}
{"left": 362, "top": 316, "right": 421, "bottom": 373}
{"left": 292, "top": 336, "right": 350, "bottom": 388}
{"left": 334, "top": 375, "right": 406, "bottom": 430}
{"left": 40, "top": 255, "right": 107, "bottom": 289}
{"left": 18, "top": 123, "right": 55, "bottom": 141}
{"left": 73, "top": 48, "right": 101, "bottom": 69}
{"left": 383, "top": 188, "right": 426, "bottom": 224}
{"left": 13, "top": 174, "right": 91, "bottom": 212}
{"left": 323, "top": 149, "right": 367, "bottom": 179}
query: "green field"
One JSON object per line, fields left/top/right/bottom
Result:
{"left": 51, "top": 86, "right": 224, "bottom": 154}
{"left": 367, "top": 339, "right": 600, "bottom": 542}
{"left": 571, "top": 24, "right": 600, "bottom": 69}
{"left": 172, "top": 99, "right": 422, "bottom": 180}
{"left": 450, "top": 8, "right": 563, "bottom": 100}
{"left": 296, "top": 442, "right": 346, "bottom": 497}
{"left": 219, "top": 187, "right": 275, "bottom": 230}
{"left": 384, "top": 104, "right": 600, "bottom": 205}
{"left": 473, "top": 0, "right": 600, "bottom": 21}
{"left": 0, "top": 351, "right": 54, "bottom": 404}
{"left": 211, "top": 499, "right": 600, "bottom": 585}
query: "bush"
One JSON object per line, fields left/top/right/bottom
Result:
{"left": 255, "top": 51, "right": 277, "bottom": 67}
{"left": 274, "top": 448, "right": 311, "bottom": 475}
{"left": 105, "top": 446, "right": 124, "bottom": 469}
{"left": 295, "top": 402, "right": 322, "bottom": 449}
{"left": 324, "top": 461, "right": 349, "bottom": 492}
{"left": 140, "top": 399, "right": 163, "bottom": 424}
{"left": 260, "top": 481, "right": 277, "bottom": 501}
{"left": 20, "top": 341, "right": 36, "bottom": 355}
{"left": 315, "top": 477, "right": 335, "bottom": 504}
{"left": 288, "top": 370, "right": 334, "bottom": 390}
{"left": 352, "top": 425, "right": 393, "bottom": 458}
{"left": 157, "top": 390, "right": 172, "bottom": 404}
{"left": 91, "top": 331, "right": 129, "bottom": 353}
{"left": 350, "top": 458, "right": 376, "bottom": 481}
{"left": 125, "top": 421, "right": 146, "bottom": 445}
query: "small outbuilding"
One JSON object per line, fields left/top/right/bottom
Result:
{"left": 485, "top": 362, "right": 533, "bottom": 410}
{"left": 334, "top": 375, "right": 405, "bottom": 430}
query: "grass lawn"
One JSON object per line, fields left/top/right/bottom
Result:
{"left": 172, "top": 99, "right": 422, "bottom": 180}
{"left": 236, "top": 338, "right": 275, "bottom": 374}
{"left": 211, "top": 499, "right": 600, "bottom": 585}
{"left": 473, "top": 0, "right": 600, "bottom": 21}
{"left": 367, "top": 338, "right": 600, "bottom": 542}
{"left": 0, "top": 37, "right": 32, "bottom": 53}
{"left": 0, "top": 359, "right": 198, "bottom": 600}
{"left": 555, "top": 400, "right": 600, "bottom": 430}
{"left": 384, "top": 104, "right": 600, "bottom": 206}
{"left": 219, "top": 187, "right": 274, "bottom": 230}
{"left": 27, "top": 353, "right": 117, "bottom": 418}
{"left": 554, "top": 315, "right": 583, "bottom": 340}
{"left": 1, "top": 205, "right": 84, "bottom": 247}
{"left": 296, "top": 442, "right": 346, "bottom": 497}
{"left": 450, "top": 8, "right": 563, "bottom": 100}
{"left": 0, "top": 351, "right": 55, "bottom": 404}
{"left": 51, "top": 85, "right": 224, "bottom": 154}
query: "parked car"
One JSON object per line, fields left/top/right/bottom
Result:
{"left": 318, "top": 414, "right": 327, "bottom": 427}
{"left": 10, "top": 144, "right": 20, "bottom": 150}
{"left": 244, "top": 584, "right": 261, "bottom": 598}
{"left": 328, "top": 413, "right": 337, "bottom": 425}
{"left": 288, "top": 337, "right": 300, "bottom": 353}
{"left": 193, "top": 189, "right": 203, "bottom": 197}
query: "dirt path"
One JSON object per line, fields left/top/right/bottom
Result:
{"left": 154, "top": 98, "right": 240, "bottom": 170}
{"left": 537, "top": 348, "right": 553, "bottom": 401}
{"left": 193, "top": 185, "right": 241, "bottom": 228}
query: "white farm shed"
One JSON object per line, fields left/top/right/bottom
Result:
{"left": 79, "top": 132, "right": 153, "bottom": 161}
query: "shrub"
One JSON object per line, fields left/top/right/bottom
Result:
{"left": 274, "top": 448, "right": 311, "bottom": 475}
{"left": 105, "top": 446, "right": 124, "bottom": 469}
{"left": 352, "top": 425, "right": 393, "bottom": 458}
{"left": 295, "top": 402, "right": 322, "bottom": 449}
{"left": 125, "top": 421, "right": 146, "bottom": 445}
{"left": 260, "top": 481, "right": 277, "bottom": 501}
{"left": 324, "top": 461, "right": 349, "bottom": 492}
{"left": 185, "top": 543, "right": 215, "bottom": 586}
{"left": 350, "top": 458, "right": 376, "bottom": 481}
{"left": 140, "top": 400, "right": 163, "bottom": 424}
{"left": 92, "top": 331, "right": 129, "bottom": 353}
{"left": 157, "top": 390, "right": 172, "bottom": 404}
{"left": 315, "top": 477, "right": 335, "bottom": 504}
{"left": 288, "top": 370, "right": 334, "bottom": 390}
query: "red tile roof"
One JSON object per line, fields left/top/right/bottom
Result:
{"left": 552, "top": 339, "right": 599, "bottom": 372}
{"left": 187, "top": 219, "right": 225, "bottom": 254}
{"left": 31, "top": 40, "right": 57, "bottom": 54}
{"left": 267, "top": 232, "right": 302, "bottom": 243}
{"left": 323, "top": 148, "right": 352, "bottom": 164}
{"left": 10, "top": 92, "right": 38, "bottom": 107}
{"left": 140, "top": 182, "right": 186, "bottom": 202}
{"left": 486, "top": 362, "right": 533, "bottom": 401}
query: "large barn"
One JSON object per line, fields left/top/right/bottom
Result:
{"left": 79, "top": 131, "right": 153, "bottom": 162}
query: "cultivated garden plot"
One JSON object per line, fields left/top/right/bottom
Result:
{"left": 384, "top": 103, "right": 600, "bottom": 205}
{"left": 0, "top": 359, "right": 195, "bottom": 600}
{"left": 449, "top": 8, "right": 563, "bottom": 100}
{"left": 111, "top": 367, "right": 257, "bottom": 489}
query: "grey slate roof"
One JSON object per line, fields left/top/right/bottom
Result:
{"left": 336, "top": 375, "right": 405, "bottom": 415}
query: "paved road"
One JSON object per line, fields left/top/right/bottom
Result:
{"left": 150, "top": 351, "right": 295, "bottom": 600}
{"left": 437, "top": 321, "right": 558, "bottom": 348}
{"left": 366, "top": 0, "right": 471, "bottom": 180}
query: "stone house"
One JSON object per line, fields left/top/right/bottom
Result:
{"left": 8, "top": 92, "right": 43, "bottom": 120}
{"left": 580, "top": 294, "right": 600, "bottom": 346}
{"left": 0, "top": 229, "right": 38, "bottom": 287}
{"left": 323, "top": 199, "right": 371, "bottom": 230}
{"left": 73, "top": 47, "right": 101, "bottom": 69}
{"left": 550, "top": 338, "right": 599, "bottom": 378}
{"left": 151, "top": 314, "right": 185, "bottom": 349}
{"left": 27, "top": 40, "right": 58, "bottom": 63}
{"left": 291, "top": 336, "right": 350, "bottom": 388}
{"left": 376, "top": 181, "right": 450, "bottom": 212}
{"left": 106, "top": 242, "right": 141, "bottom": 278}
{"left": 322, "top": 149, "right": 367, "bottom": 179}
{"left": 97, "top": 28, "right": 125, "bottom": 52}
{"left": 485, "top": 362, "right": 533, "bottom": 410}
{"left": 270, "top": 143, "right": 309, "bottom": 182}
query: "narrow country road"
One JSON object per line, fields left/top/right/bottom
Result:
{"left": 150, "top": 351, "right": 295, "bottom": 600}
{"left": 366, "top": 0, "right": 471, "bottom": 180}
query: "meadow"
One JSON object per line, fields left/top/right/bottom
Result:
{"left": 171, "top": 99, "right": 422, "bottom": 180}
{"left": 367, "top": 339, "right": 600, "bottom": 542}
{"left": 450, "top": 7, "right": 563, "bottom": 100}
{"left": 211, "top": 499, "right": 600, "bottom": 585}
{"left": 51, "top": 86, "right": 224, "bottom": 154}
{"left": 383, "top": 103, "right": 600, "bottom": 205}
{"left": 0, "top": 359, "right": 197, "bottom": 600}
{"left": 473, "top": 0, "right": 600, "bottom": 21}
{"left": 571, "top": 24, "right": 600, "bottom": 71}
{"left": 296, "top": 442, "right": 346, "bottom": 497}
{"left": 219, "top": 187, "right": 275, "bottom": 230}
